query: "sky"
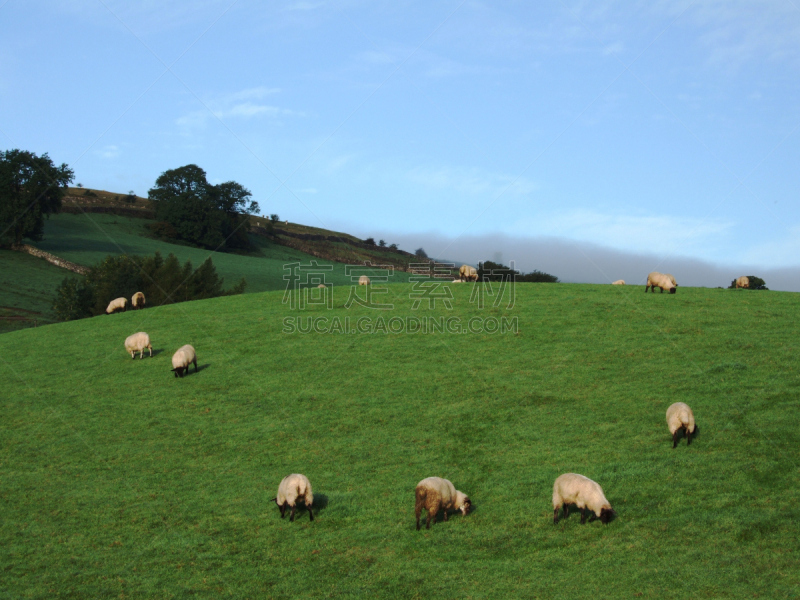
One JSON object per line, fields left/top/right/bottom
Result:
{"left": 2, "top": 0, "right": 799, "bottom": 289}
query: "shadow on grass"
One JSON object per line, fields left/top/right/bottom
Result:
{"left": 313, "top": 494, "right": 329, "bottom": 513}
{"left": 672, "top": 425, "right": 701, "bottom": 447}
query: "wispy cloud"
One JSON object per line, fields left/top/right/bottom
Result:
{"left": 95, "top": 145, "right": 120, "bottom": 159}
{"left": 176, "top": 87, "right": 303, "bottom": 130}
{"left": 407, "top": 165, "right": 539, "bottom": 196}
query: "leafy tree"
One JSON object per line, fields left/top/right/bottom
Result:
{"left": 517, "top": 269, "right": 559, "bottom": 283}
{"left": 415, "top": 247, "right": 428, "bottom": 258}
{"left": 389, "top": 243, "right": 398, "bottom": 251}
{"left": 478, "top": 260, "right": 558, "bottom": 283}
{"left": 148, "top": 164, "right": 259, "bottom": 251}
{"left": 378, "top": 239, "right": 386, "bottom": 247}
{"left": 365, "top": 237, "right": 376, "bottom": 246}
{"left": 0, "top": 149, "right": 74, "bottom": 246}
{"left": 270, "top": 213, "right": 280, "bottom": 223}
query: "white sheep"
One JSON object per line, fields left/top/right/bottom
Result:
{"left": 611, "top": 280, "right": 625, "bottom": 285}
{"left": 665, "top": 274, "right": 678, "bottom": 287}
{"left": 734, "top": 276, "right": 750, "bottom": 289}
{"left": 124, "top": 332, "right": 152, "bottom": 359}
{"left": 451, "top": 279, "right": 462, "bottom": 283}
{"left": 106, "top": 297, "right": 127, "bottom": 314}
{"left": 459, "top": 265, "right": 478, "bottom": 282}
{"left": 131, "top": 291, "right": 146, "bottom": 310}
{"left": 359, "top": 275, "right": 370, "bottom": 286}
{"left": 415, "top": 477, "right": 471, "bottom": 530}
{"left": 317, "top": 283, "right": 326, "bottom": 289}
{"left": 666, "top": 402, "right": 697, "bottom": 448}
{"left": 171, "top": 344, "right": 197, "bottom": 378}
{"left": 552, "top": 473, "right": 614, "bottom": 525}
{"left": 273, "top": 473, "right": 314, "bottom": 522}
{"left": 645, "top": 272, "right": 676, "bottom": 294}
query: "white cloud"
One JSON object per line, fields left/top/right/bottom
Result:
{"left": 96, "top": 145, "right": 121, "bottom": 159}
{"left": 511, "top": 209, "right": 734, "bottom": 257}
{"left": 407, "top": 165, "right": 539, "bottom": 197}
{"left": 176, "top": 87, "right": 302, "bottom": 130}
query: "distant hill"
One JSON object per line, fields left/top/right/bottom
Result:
{"left": 1, "top": 187, "right": 436, "bottom": 334}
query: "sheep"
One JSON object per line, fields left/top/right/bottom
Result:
{"left": 171, "top": 344, "right": 197, "bottom": 378}
{"left": 131, "top": 291, "right": 146, "bottom": 310}
{"left": 124, "top": 332, "right": 152, "bottom": 359}
{"left": 665, "top": 274, "right": 678, "bottom": 287}
{"left": 666, "top": 402, "right": 697, "bottom": 448}
{"left": 415, "top": 477, "right": 471, "bottom": 530}
{"left": 645, "top": 272, "right": 676, "bottom": 294}
{"left": 359, "top": 275, "right": 370, "bottom": 286}
{"left": 317, "top": 283, "right": 326, "bottom": 289}
{"left": 106, "top": 297, "right": 127, "bottom": 314}
{"left": 452, "top": 279, "right": 462, "bottom": 283}
{"left": 273, "top": 473, "right": 314, "bottom": 522}
{"left": 735, "top": 276, "right": 750, "bottom": 289}
{"left": 611, "top": 280, "right": 625, "bottom": 285}
{"left": 459, "top": 265, "right": 478, "bottom": 282}
{"left": 552, "top": 473, "right": 614, "bottom": 525}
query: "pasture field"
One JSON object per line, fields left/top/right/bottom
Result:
{"left": 1, "top": 283, "right": 798, "bottom": 598}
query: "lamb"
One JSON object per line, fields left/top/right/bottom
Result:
{"left": 415, "top": 477, "right": 471, "bottom": 530}
{"left": 611, "top": 280, "right": 625, "bottom": 285}
{"left": 359, "top": 275, "right": 370, "bottom": 285}
{"left": 459, "top": 265, "right": 478, "bottom": 282}
{"left": 106, "top": 297, "right": 127, "bottom": 314}
{"left": 131, "top": 291, "right": 146, "bottom": 310}
{"left": 273, "top": 473, "right": 314, "bottom": 522}
{"left": 735, "top": 276, "right": 750, "bottom": 289}
{"left": 124, "top": 332, "right": 152, "bottom": 359}
{"left": 552, "top": 473, "right": 614, "bottom": 524}
{"left": 645, "top": 272, "right": 676, "bottom": 294}
{"left": 666, "top": 402, "right": 697, "bottom": 448}
{"left": 171, "top": 344, "right": 197, "bottom": 378}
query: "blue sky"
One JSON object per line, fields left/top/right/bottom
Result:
{"left": 2, "top": 0, "right": 799, "bottom": 285}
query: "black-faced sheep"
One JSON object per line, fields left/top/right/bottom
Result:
{"left": 645, "top": 272, "right": 676, "bottom": 294}
{"left": 415, "top": 477, "right": 471, "bottom": 530}
{"left": 106, "top": 297, "right": 127, "bottom": 314}
{"left": 735, "top": 276, "right": 749, "bottom": 289}
{"left": 124, "top": 332, "right": 152, "bottom": 359}
{"left": 666, "top": 402, "right": 697, "bottom": 448}
{"left": 273, "top": 473, "right": 314, "bottom": 522}
{"left": 359, "top": 275, "right": 370, "bottom": 285}
{"left": 171, "top": 344, "right": 197, "bottom": 378}
{"left": 131, "top": 291, "right": 146, "bottom": 309}
{"left": 552, "top": 473, "right": 614, "bottom": 525}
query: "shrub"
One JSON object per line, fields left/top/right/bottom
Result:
{"left": 415, "top": 247, "right": 428, "bottom": 258}
{"left": 389, "top": 243, "right": 398, "bottom": 251}
{"left": 365, "top": 237, "right": 376, "bottom": 246}
{"left": 270, "top": 214, "right": 280, "bottom": 223}
{"left": 82, "top": 189, "right": 98, "bottom": 197}
{"left": 729, "top": 276, "right": 768, "bottom": 290}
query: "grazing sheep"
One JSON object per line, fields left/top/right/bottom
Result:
{"left": 171, "top": 344, "right": 197, "bottom": 378}
{"left": 665, "top": 274, "right": 678, "bottom": 287}
{"left": 317, "top": 283, "right": 326, "bottom": 288}
{"left": 131, "top": 291, "right": 146, "bottom": 310}
{"left": 645, "top": 272, "right": 676, "bottom": 294}
{"left": 459, "top": 265, "right": 478, "bottom": 282}
{"left": 735, "top": 276, "right": 750, "bottom": 289}
{"left": 106, "top": 297, "right": 127, "bottom": 314}
{"left": 359, "top": 275, "right": 370, "bottom": 286}
{"left": 273, "top": 473, "right": 314, "bottom": 522}
{"left": 124, "top": 332, "right": 152, "bottom": 359}
{"left": 611, "top": 280, "right": 625, "bottom": 285}
{"left": 452, "top": 279, "right": 463, "bottom": 283}
{"left": 415, "top": 477, "right": 471, "bottom": 530}
{"left": 553, "top": 473, "right": 614, "bottom": 525}
{"left": 666, "top": 402, "right": 697, "bottom": 448}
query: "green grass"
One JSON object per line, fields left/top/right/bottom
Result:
{"left": 0, "top": 249, "right": 66, "bottom": 331}
{"left": 1, "top": 284, "right": 799, "bottom": 598}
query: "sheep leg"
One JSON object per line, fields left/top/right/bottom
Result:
{"left": 580, "top": 507, "right": 587, "bottom": 524}
{"left": 672, "top": 430, "right": 679, "bottom": 449}
{"left": 279, "top": 502, "right": 287, "bottom": 518}
{"left": 290, "top": 505, "right": 296, "bottom": 522}
{"left": 686, "top": 426, "right": 692, "bottom": 445}
{"left": 308, "top": 505, "right": 314, "bottom": 521}
{"left": 443, "top": 509, "right": 449, "bottom": 522}
{"left": 553, "top": 507, "right": 560, "bottom": 524}
{"left": 563, "top": 504, "right": 569, "bottom": 519}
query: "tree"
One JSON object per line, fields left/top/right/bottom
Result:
{"left": 148, "top": 164, "right": 259, "bottom": 251}
{"left": 378, "top": 239, "right": 386, "bottom": 247}
{"left": 270, "top": 213, "right": 280, "bottom": 223}
{"left": 365, "top": 237, "right": 376, "bottom": 246}
{"left": 0, "top": 149, "right": 74, "bottom": 246}
{"left": 415, "top": 247, "right": 428, "bottom": 258}
{"left": 389, "top": 243, "right": 398, "bottom": 251}
{"left": 729, "top": 275, "right": 768, "bottom": 290}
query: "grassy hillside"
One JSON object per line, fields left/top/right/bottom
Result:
{"left": 1, "top": 284, "right": 798, "bottom": 598}
{"left": 1, "top": 210, "right": 418, "bottom": 334}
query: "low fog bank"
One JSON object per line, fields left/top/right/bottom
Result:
{"left": 370, "top": 231, "right": 800, "bottom": 292}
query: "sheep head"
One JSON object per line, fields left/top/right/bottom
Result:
{"left": 599, "top": 507, "right": 615, "bottom": 524}
{"left": 172, "top": 367, "right": 185, "bottom": 378}
{"left": 669, "top": 287, "right": 676, "bottom": 294}
{"left": 455, "top": 491, "right": 471, "bottom": 515}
